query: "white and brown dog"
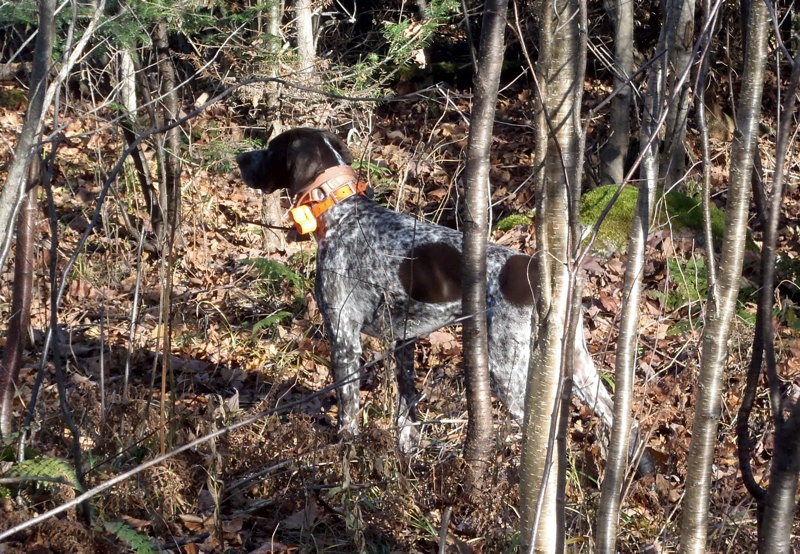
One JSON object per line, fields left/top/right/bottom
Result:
{"left": 238, "top": 128, "right": 639, "bottom": 460}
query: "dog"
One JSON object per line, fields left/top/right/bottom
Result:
{"left": 237, "top": 128, "right": 623, "bottom": 452}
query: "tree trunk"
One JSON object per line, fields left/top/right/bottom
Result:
{"left": 599, "top": 0, "right": 633, "bottom": 186}
{"left": 519, "top": 0, "right": 584, "bottom": 550}
{"left": 0, "top": 172, "right": 38, "bottom": 437}
{"left": 760, "top": 403, "right": 800, "bottom": 553}
{"left": 154, "top": 20, "right": 182, "bottom": 251}
{"left": 0, "top": 0, "right": 55, "bottom": 436}
{"left": 594, "top": 4, "right": 670, "bottom": 545}
{"left": 594, "top": 10, "right": 658, "bottom": 539}
{"left": 261, "top": 1, "right": 287, "bottom": 254}
{"left": 595, "top": 126, "right": 658, "bottom": 553}
{"left": 118, "top": 49, "right": 162, "bottom": 245}
{"left": 660, "top": 0, "right": 696, "bottom": 189}
{"left": 678, "top": 0, "right": 767, "bottom": 550}
{"left": 153, "top": 19, "right": 182, "bottom": 453}
{"left": 749, "top": 27, "right": 800, "bottom": 554}
{"left": 294, "top": 0, "right": 316, "bottom": 77}
{"left": 0, "top": 0, "right": 55, "bottom": 273}
{"left": 461, "top": 0, "right": 509, "bottom": 493}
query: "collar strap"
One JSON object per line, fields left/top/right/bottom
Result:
{"left": 306, "top": 179, "right": 368, "bottom": 219}
{"left": 290, "top": 166, "right": 367, "bottom": 235}
{"left": 294, "top": 165, "right": 358, "bottom": 204}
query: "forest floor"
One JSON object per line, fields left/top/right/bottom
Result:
{"left": 0, "top": 75, "right": 800, "bottom": 554}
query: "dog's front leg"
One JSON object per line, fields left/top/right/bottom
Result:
{"left": 394, "top": 339, "right": 418, "bottom": 453}
{"left": 572, "top": 318, "right": 614, "bottom": 428}
{"left": 328, "top": 325, "right": 363, "bottom": 438}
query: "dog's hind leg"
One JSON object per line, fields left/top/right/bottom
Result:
{"left": 394, "top": 339, "right": 419, "bottom": 453}
{"left": 572, "top": 313, "right": 654, "bottom": 476}
{"left": 487, "top": 304, "right": 533, "bottom": 426}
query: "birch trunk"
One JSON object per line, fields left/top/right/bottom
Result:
{"left": 461, "top": 0, "right": 510, "bottom": 492}
{"left": 519, "top": 0, "right": 584, "bottom": 549}
{"left": 599, "top": 0, "right": 633, "bottom": 186}
{"left": 678, "top": 0, "right": 767, "bottom": 549}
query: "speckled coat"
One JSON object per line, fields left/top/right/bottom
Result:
{"left": 237, "top": 128, "right": 615, "bottom": 449}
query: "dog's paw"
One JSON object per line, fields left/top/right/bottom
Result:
{"left": 337, "top": 419, "right": 360, "bottom": 441}
{"left": 396, "top": 417, "right": 419, "bottom": 455}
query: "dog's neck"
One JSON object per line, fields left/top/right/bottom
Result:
{"left": 293, "top": 165, "right": 358, "bottom": 203}
{"left": 289, "top": 164, "right": 367, "bottom": 237}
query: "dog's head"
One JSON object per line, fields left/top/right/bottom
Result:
{"left": 236, "top": 128, "right": 354, "bottom": 195}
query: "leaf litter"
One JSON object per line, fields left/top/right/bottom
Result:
{"left": 0, "top": 78, "right": 798, "bottom": 553}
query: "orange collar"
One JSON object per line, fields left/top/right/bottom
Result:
{"left": 290, "top": 166, "right": 367, "bottom": 236}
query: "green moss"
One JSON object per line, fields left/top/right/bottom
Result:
{"left": 580, "top": 186, "right": 640, "bottom": 254}
{"left": 579, "top": 185, "right": 727, "bottom": 254}
{"left": 494, "top": 212, "right": 533, "bottom": 232}
{"left": 0, "top": 88, "right": 28, "bottom": 110}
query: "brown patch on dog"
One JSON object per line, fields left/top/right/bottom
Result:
{"left": 499, "top": 255, "right": 537, "bottom": 307}
{"left": 399, "top": 242, "right": 462, "bottom": 303}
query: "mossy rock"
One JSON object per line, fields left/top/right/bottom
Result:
{"left": 579, "top": 185, "right": 726, "bottom": 255}
{"left": 492, "top": 185, "right": 727, "bottom": 255}
{"left": 0, "top": 88, "right": 28, "bottom": 110}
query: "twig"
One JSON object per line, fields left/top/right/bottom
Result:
{"left": 438, "top": 506, "right": 453, "bottom": 554}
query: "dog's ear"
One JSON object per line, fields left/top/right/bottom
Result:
{"left": 283, "top": 130, "right": 354, "bottom": 195}
{"left": 284, "top": 134, "right": 330, "bottom": 194}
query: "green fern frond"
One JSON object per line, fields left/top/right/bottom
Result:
{"left": 244, "top": 258, "right": 304, "bottom": 290}
{"left": 5, "top": 458, "right": 83, "bottom": 492}
{"left": 252, "top": 310, "right": 293, "bottom": 333}
{"left": 103, "top": 521, "right": 157, "bottom": 554}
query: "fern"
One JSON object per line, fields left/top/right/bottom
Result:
{"left": 252, "top": 310, "right": 293, "bottom": 334}
{"left": 244, "top": 258, "right": 306, "bottom": 295}
{"left": 103, "top": 521, "right": 157, "bottom": 554}
{"left": 5, "top": 457, "right": 83, "bottom": 492}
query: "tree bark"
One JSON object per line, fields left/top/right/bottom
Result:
{"left": 294, "top": 0, "right": 316, "bottom": 77}
{"left": 261, "top": 1, "right": 287, "bottom": 254}
{"left": 760, "top": 403, "right": 800, "bottom": 553}
{"left": 594, "top": 5, "right": 670, "bottom": 546}
{"left": 0, "top": 0, "right": 55, "bottom": 273}
{"left": 599, "top": 0, "right": 633, "bottom": 186}
{"left": 595, "top": 132, "right": 657, "bottom": 554}
{"left": 0, "top": 0, "right": 54, "bottom": 437}
{"left": 153, "top": 19, "right": 182, "bottom": 453}
{"left": 678, "top": 0, "right": 767, "bottom": 550}
{"left": 461, "top": 0, "right": 509, "bottom": 494}
{"left": 660, "top": 0, "right": 696, "bottom": 189}
{"left": 154, "top": 20, "right": 182, "bottom": 250}
{"left": 117, "top": 47, "right": 161, "bottom": 246}
{"left": 519, "top": 0, "right": 584, "bottom": 550}
{"left": 0, "top": 171, "right": 38, "bottom": 437}
{"left": 125, "top": 54, "right": 166, "bottom": 243}
{"left": 749, "top": 25, "right": 800, "bottom": 554}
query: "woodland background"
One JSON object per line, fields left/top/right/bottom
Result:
{"left": 0, "top": 0, "right": 798, "bottom": 552}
